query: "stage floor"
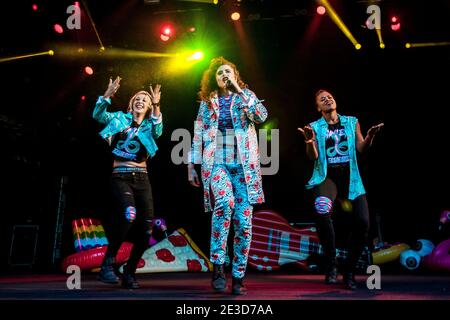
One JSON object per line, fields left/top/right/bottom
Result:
{"left": 0, "top": 271, "right": 449, "bottom": 300}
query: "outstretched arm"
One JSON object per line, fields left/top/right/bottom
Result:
{"left": 92, "top": 76, "right": 121, "bottom": 124}
{"left": 356, "top": 121, "right": 384, "bottom": 153}
{"left": 298, "top": 126, "right": 318, "bottom": 160}
{"left": 149, "top": 84, "right": 163, "bottom": 139}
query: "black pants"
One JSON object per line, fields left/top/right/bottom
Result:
{"left": 104, "top": 171, "right": 154, "bottom": 274}
{"left": 312, "top": 167, "right": 370, "bottom": 273}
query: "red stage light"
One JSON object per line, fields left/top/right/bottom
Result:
{"left": 84, "top": 66, "right": 93, "bottom": 75}
{"left": 317, "top": 6, "right": 326, "bottom": 15}
{"left": 160, "top": 24, "right": 174, "bottom": 41}
{"left": 161, "top": 24, "right": 173, "bottom": 36}
{"left": 32, "top": 4, "right": 38, "bottom": 11}
{"left": 390, "top": 16, "right": 401, "bottom": 31}
{"left": 54, "top": 24, "right": 64, "bottom": 34}
{"left": 81, "top": 95, "right": 86, "bottom": 101}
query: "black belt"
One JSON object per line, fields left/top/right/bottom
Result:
{"left": 113, "top": 167, "right": 147, "bottom": 173}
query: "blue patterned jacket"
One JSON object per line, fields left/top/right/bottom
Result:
{"left": 306, "top": 114, "right": 366, "bottom": 200}
{"left": 92, "top": 96, "right": 163, "bottom": 158}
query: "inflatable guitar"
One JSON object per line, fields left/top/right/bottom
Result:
{"left": 249, "top": 210, "right": 372, "bottom": 271}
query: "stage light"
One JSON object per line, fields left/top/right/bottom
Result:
{"left": 405, "top": 43, "right": 411, "bottom": 49}
{"left": 48, "top": 50, "right": 54, "bottom": 56}
{"left": 380, "top": 43, "right": 385, "bottom": 49}
{"left": 231, "top": 12, "right": 240, "bottom": 21}
{"left": 213, "top": 0, "right": 219, "bottom": 4}
{"left": 160, "top": 24, "right": 174, "bottom": 42}
{"left": 355, "top": 43, "right": 362, "bottom": 50}
{"left": 84, "top": 66, "right": 93, "bottom": 75}
{"left": 317, "top": 6, "right": 326, "bottom": 15}
{"left": 188, "top": 26, "right": 196, "bottom": 33}
{"left": 81, "top": 95, "right": 86, "bottom": 101}
{"left": 161, "top": 25, "right": 173, "bottom": 36}
{"left": 54, "top": 24, "right": 64, "bottom": 34}
{"left": 32, "top": 4, "right": 38, "bottom": 11}
{"left": 160, "top": 34, "right": 170, "bottom": 42}
{"left": 391, "top": 16, "right": 401, "bottom": 31}
{"left": 187, "top": 51, "right": 204, "bottom": 61}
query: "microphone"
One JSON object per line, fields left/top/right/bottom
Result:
{"left": 226, "top": 79, "right": 233, "bottom": 88}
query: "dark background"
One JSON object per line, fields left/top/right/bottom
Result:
{"left": 1, "top": 0, "right": 449, "bottom": 273}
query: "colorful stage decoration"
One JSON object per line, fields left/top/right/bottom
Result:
{"left": 422, "top": 210, "right": 450, "bottom": 272}
{"left": 439, "top": 210, "right": 450, "bottom": 224}
{"left": 63, "top": 217, "right": 208, "bottom": 273}
{"left": 400, "top": 249, "right": 422, "bottom": 270}
{"left": 423, "top": 239, "right": 450, "bottom": 272}
{"left": 72, "top": 218, "right": 108, "bottom": 252}
{"left": 372, "top": 243, "right": 410, "bottom": 265}
{"left": 61, "top": 242, "right": 133, "bottom": 271}
{"left": 249, "top": 210, "right": 409, "bottom": 272}
{"left": 124, "top": 228, "right": 212, "bottom": 273}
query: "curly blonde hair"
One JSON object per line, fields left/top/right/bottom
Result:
{"left": 198, "top": 57, "right": 247, "bottom": 103}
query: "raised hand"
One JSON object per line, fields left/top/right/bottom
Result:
{"left": 149, "top": 84, "right": 161, "bottom": 106}
{"left": 297, "top": 126, "right": 315, "bottom": 141}
{"left": 367, "top": 123, "right": 384, "bottom": 139}
{"left": 103, "top": 76, "right": 121, "bottom": 99}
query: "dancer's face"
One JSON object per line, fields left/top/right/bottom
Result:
{"left": 133, "top": 94, "right": 151, "bottom": 115}
{"left": 316, "top": 91, "right": 337, "bottom": 113}
{"left": 216, "top": 64, "right": 235, "bottom": 89}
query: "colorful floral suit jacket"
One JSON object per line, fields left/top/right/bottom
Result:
{"left": 190, "top": 88, "right": 268, "bottom": 212}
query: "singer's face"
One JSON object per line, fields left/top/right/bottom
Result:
{"left": 216, "top": 64, "right": 235, "bottom": 89}
{"left": 316, "top": 91, "right": 337, "bottom": 113}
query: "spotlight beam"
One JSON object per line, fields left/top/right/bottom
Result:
{"left": 406, "top": 41, "right": 450, "bottom": 48}
{"left": 316, "top": 0, "right": 362, "bottom": 49}
{"left": 376, "top": 29, "right": 385, "bottom": 48}
{"left": 0, "top": 50, "right": 53, "bottom": 63}
{"left": 81, "top": 0, "right": 105, "bottom": 50}
{"left": 55, "top": 45, "right": 176, "bottom": 59}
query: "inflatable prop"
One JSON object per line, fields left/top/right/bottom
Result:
{"left": 423, "top": 212, "right": 450, "bottom": 272}
{"left": 413, "top": 239, "right": 435, "bottom": 257}
{"left": 61, "top": 242, "right": 133, "bottom": 271}
{"left": 249, "top": 210, "right": 373, "bottom": 271}
{"left": 439, "top": 210, "right": 450, "bottom": 231}
{"left": 372, "top": 243, "right": 410, "bottom": 265}
{"left": 400, "top": 249, "right": 422, "bottom": 270}
{"left": 249, "top": 210, "right": 409, "bottom": 271}
{"left": 72, "top": 218, "right": 108, "bottom": 252}
{"left": 62, "top": 217, "right": 169, "bottom": 272}
{"left": 125, "top": 228, "right": 212, "bottom": 273}
{"left": 423, "top": 239, "right": 450, "bottom": 272}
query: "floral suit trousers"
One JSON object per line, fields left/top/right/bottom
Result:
{"left": 209, "top": 163, "right": 253, "bottom": 279}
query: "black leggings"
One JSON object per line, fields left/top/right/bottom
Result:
{"left": 312, "top": 174, "right": 370, "bottom": 273}
{"left": 104, "top": 171, "right": 154, "bottom": 273}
